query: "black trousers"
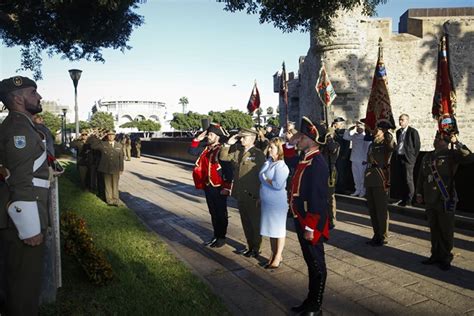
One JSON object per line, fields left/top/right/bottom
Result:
{"left": 395, "top": 154, "right": 415, "bottom": 203}
{"left": 204, "top": 186, "right": 228, "bottom": 239}
{"left": 294, "top": 219, "right": 327, "bottom": 310}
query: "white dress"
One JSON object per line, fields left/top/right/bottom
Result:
{"left": 259, "top": 159, "right": 290, "bottom": 238}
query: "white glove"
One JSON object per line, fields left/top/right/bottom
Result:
{"left": 7, "top": 201, "right": 41, "bottom": 240}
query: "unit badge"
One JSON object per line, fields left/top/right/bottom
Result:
{"left": 13, "top": 76, "right": 23, "bottom": 86}
{"left": 13, "top": 136, "right": 26, "bottom": 149}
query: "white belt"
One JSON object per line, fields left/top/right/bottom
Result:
{"left": 32, "top": 177, "right": 50, "bottom": 189}
{"left": 33, "top": 150, "right": 47, "bottom": 172}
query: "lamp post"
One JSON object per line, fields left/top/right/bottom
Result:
{"left": 62, "top": 108, "right": 68, "bottom": 144}
{"left": 68, "top": 69, "right": 82, "bottom": 138}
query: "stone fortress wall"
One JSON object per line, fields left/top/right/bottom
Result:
{"left": 279, "top": 7, "right": 474, "bottom": 151}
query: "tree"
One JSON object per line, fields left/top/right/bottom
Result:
{"left": 66, "top": 121, "right": 90, "bottom": 132}
{"left": 120, "top": 119, "right": 161, "bottom": 131}
{"left": 267, "top": 116, "right": 280, "bottom": 128}
{"left": 170, "top": 112, "right": 205, "bottom": 132}
{"left": 0, "top": 1, "right": 144, "bottom": 79}
{"left": 178, "top": 97, "right": 189, "bottom": 114}
{"left": 208, "top": 110, "right": 253, "bottom": 130}
{"left": 220, "top": 1, "right": 386, "bottom": 35}
{"left": 41, "top": 111, "right": 62, "bottom": 135}
{"left": 266, "top": 106, "right": 274, "bottom": 115}
{"left": 89, "top": 112, "right": 114, "bottom": 131}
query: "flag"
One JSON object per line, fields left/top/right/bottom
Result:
{"left": 280, "top": 62, "right": 289, "bottom": 127}
{"left": 432, "top": 34, "right": 458, "bottom": 136}
{"left": 364, "top": 39, "right": 395, "bottom": 132}
{"left": 247, "top": 82, "right": 260, "bottom": 114}
{"left": 315, "top": 64, "right": 337, "bottom": 107}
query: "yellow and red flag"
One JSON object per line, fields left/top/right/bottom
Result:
{"left": 364, "top": 38, "right": 395, "bottom": 132}
{"left": 316, "top": 64, "right": 337, "bottom": 107}
{"left": 432, "top": 35, "right": 458, "bottom": 136}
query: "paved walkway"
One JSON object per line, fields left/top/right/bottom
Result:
{"left": 119, "top": 156, "right": 474, "bottom": 316}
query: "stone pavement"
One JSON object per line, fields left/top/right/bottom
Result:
{"left": 119, "top": 156, "right": 474, "bottom": 316}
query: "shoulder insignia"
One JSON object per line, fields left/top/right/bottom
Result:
{"left": 13, "top": 136, "right": 26, "bottom": 149}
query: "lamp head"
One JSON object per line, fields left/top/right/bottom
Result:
{"left": 68, "top": 69, "right": 82, "bottom": 88}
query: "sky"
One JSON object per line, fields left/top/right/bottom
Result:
{"left": 1, "top": 0, "right": 473, "bottom": 120}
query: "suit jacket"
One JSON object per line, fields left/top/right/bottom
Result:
{"left": 396, "top": 126, "right": 420, "bottom": 165}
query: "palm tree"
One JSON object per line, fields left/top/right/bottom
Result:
{"left": 179, "top": 96, "right": 189, "bottom": 114}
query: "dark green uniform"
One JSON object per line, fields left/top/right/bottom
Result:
{"left": 122, "top": 137, "right": 132, "bottom": 161}
{"left": 0, "top": 111, "right": 50, "bottom": 315}
{"left": 90, "top": 136, "right": 124, "bottom": 205}
{"left": 70, "top": 138, "right": 89, "bottom": 189}
{"left": 220, "top": 144, "right": 265, "bottom": 252}
{"left": 364, "top": 133, "right": 395, "bottom": 244}
{"left": 321, "top": 131, "right": 340, "bottom": 228}
{"left": 416, "top": 143, "right": 474, "bottom": 265}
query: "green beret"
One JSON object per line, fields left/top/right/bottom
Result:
{"left": 0, "top": 76, "right": 37, "bottom": 97}
{"left": 237, "top": 127, "right": 258, "bottom": 137}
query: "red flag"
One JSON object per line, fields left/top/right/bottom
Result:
{"left": 280, "top": 62, "right": 288, "bottom": 127}
{"left": 316, "top": 64, "right": 337, "bottom": 107}
{"left": 364, "top": 39, "right": 395, "bottom": 132}
{"left": 432, "top": 35, "right": 458, "bottom": 136}
{"left": 247, "top": 82, "right": 260, "bottom": 114}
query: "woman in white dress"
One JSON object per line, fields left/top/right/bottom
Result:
{"left": 259, "top": 138, "right": 290, "bottom": 269}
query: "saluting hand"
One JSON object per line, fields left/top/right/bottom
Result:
{"left": 23, "top": 233, "right": 44, "bottom": 246}
{"left": 227, "top": 134, "right": 239, "bottom": 145}
{"left": 195, "top": 130, "right": 207, "bottom": 142}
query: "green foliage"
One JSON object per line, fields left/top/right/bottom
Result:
{"left": 42, "top": 162, "right": 229, "bottom": 315}
{"left": 120, "top": 119, "right": 161, "bottom": 131}
{"left": 0, "top": 1, "right": 144, "bottom": 79}
{"left": 220, "top": 0, "right": 386, "bottom": 35}
{"left": 170, "top": 112, "right": 205, "bottom": 132}
{"left": 61, "top": 212, "right": 114, "bottom": 286}
{"left": 66, "top": 121, "right": 90, "bottom": 132}
{"left": 178, "top": 96, "right": 189, "bottom": 114}
{"left": 41, "top": 110, "right": 62, "bottom": 135}
{"left": 208, "top": 110, "right": 253, "bottom": 130}
{"left": 267, "top": 116, "right": 280, "bottom": 127}
{"left": 89, "top": 112, "right": 114, "bottom": 130}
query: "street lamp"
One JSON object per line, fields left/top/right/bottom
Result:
{"left": 62, "top": 108, "right": 68, "bottom": 144}
{"left": 68, "top": 69, "right": 82, "bottom": 138}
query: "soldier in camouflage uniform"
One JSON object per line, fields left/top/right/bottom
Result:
{"left": 0, "top": 76, "right": 50, "bottom": 315}
{"left": 364, "top": 121, "right": 395, "bottom": 246}
{"left": 416, "top": 132, "right": 474, "bottom": 270}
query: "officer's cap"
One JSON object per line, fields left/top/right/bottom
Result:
{"left": 207, "top": 123, "right": 229, "bottom": 137}
{"left": 237, "top": 127, "right": 258, "bottom": 137}
{"left": 106, "top": 130, "right": 116, "bottom": 135}
{"left": 332, "top": 117, "right": 345, "bottom": 124}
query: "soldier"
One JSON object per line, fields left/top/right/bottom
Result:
{"left": 188, "top": 123, "right": 233, "bottom": 248}
{"left": 122, "top": 135, "right": 132, "bottom": 161}
{"left": 90, "top": 130, "right": 124, "bottom": 206}
{"left": 321, "top": 124, "right": 340, "bottom": 229}
{"left": 287, "top": 117, "right": 330, "bottom": 316}
{"left": 220, "top": 127, "right": 265, "bottom": 257}
{"left": 135, "top": 138, "right": 142, "bottom": 158}
{"left": 416, "top": 132, "right": 474, "bottom": 270}
{"left": 364, "top": 121, "right": 395, "bottom": 246}
{"left": 70, "top": 132, "right": 91, "bottom": 190}
{"left": 0, "top": 76, "right": 50, "bottom": 315}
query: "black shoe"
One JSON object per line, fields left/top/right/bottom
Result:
{"left": 291, "top": 300, "right": 309, "bottom": 313}
{"left": 439, "top": 261, "right": 451, "bottom": 271}
{"left": 366, "top": 239, "right": 387, "bottom": 247}
{"left": 210, "top": 238, "right": 226, "bottom": 248}
{"left": 421, "top": 257, "right": 438, "bottom": 265}
{"left": 236, "top": 248, "right": 249, "bottom": 255}
{"left": 397, "top": 200, "right": 407, "bottom": 207}
{"left": 244, "top": 249, "right": 260, "bottom": 258}
{"left": 204, "top": 238, "right": 217, "bottom": 246}
{"left": 301, "top": 310, "right": 322, "bottom": 316}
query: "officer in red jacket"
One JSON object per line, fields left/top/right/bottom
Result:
{"left": 188, "top": 123, "right": 233, "bottom": 248}
{"left": 287, "top": 116, "right": 329, "bottom": 316}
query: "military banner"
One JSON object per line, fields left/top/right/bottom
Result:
{"left": 432, "top": 34, "right": 458, "bottom": 136}
{"left": 364, "top": 38, "right": 395, "bottom": 132}
{"left": 315, "top": 64, "right": 337, "bottom": 107}
{"left": 247, "top": 82, "right": 260, "bottom": 114}
{"left": 280, "top": 62, "right": 289, "bottom": 127}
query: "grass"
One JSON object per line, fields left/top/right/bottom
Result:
{"left": 40, "top": 162, "right": 229, "bottom": 315}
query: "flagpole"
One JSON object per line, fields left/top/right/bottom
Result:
{"left": 321, "top": 58, "right": 330, "bottom": 126}
{"left": 282, "top": 62, "right": 289, "bottom": 131}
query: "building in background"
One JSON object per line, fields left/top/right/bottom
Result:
{"left": 275, "top": 7, "right": 474, "bottom": 151}
{"left": 92, "top": 98, "right": 171, "bottom": 133}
